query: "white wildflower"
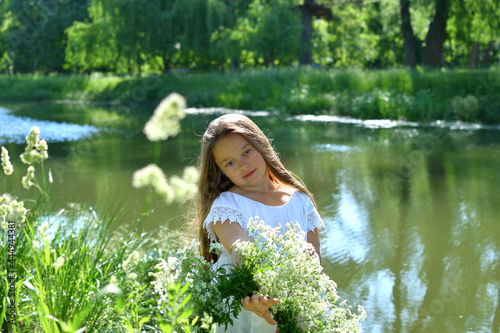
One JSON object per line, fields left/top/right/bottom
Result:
{"left": 128, "top": 250, "right": 141, "bottom": 265}
{"left": 1, "top": 146, "right": 14, "bottom": 175}
{"left": 209, "top": 242, "right": 223, "bottom": 256}
{"left": 20, "top": 126, "right": 49, "bottom": 165}
{"left": 1, "top": 220, "right": 8, "bottom": 229}
{"left": 122, "top": 250, "right": 141, "bottom": 271}
{"left": 126, "top": 272, "right": 138, "bottom": 281}
{"left": 109, "top": 275, "right": 118, "bottom": 285}
{"left": 169, "top": 166, "right": 199, "bottom": 202}
{"left": 0, "top": 194, "right": 27, "bottom": 224}
{"left": 52, "top": 256, "right": 65, "bottom": 270}
{"left": 32, "top": 240, "right": 40, "bottom": 251}
{"left": 39, "top": 222, "right": 50, "bottom": 238}
{"left": 132, "top": 164, "right": 175, "bottom": 203}
{"left": 22, "top": 166, "right": 36, "bottom": 189}
{"left": 143, "top": 93, "right": 186, "bottom": 142}
{"left": 201, "top": 312, "right": 216, "bottom": 331}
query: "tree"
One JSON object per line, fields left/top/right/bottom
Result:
{"left": 400, "top": 0, "right": 418, "bottom": 67}
{"left": 421, "top": 0, "right": 451, "bottom": 67}
{"left": 4, "top": 0, "right": 89, "bottom": 73}
{"left": 299, "top": 0, "right": 314, "bottom": 65}
{"left": 298, "top": 0, "right": 334, "bottom": 66}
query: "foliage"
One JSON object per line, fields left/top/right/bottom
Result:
{"left": 0, "top": 0, "right": 498, "bottom": 74}
{"left": 2, "top": 67, "right": 499, "bottom": 123}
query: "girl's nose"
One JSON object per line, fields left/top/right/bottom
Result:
{"left": 240, "top": 160, "right": 248, "bottom": 171}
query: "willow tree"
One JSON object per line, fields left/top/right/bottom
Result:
{"left": 65, "top": 0, "right": 124, "bottom": 73}
{"left": 143, "top": 0, "right": 181, "bottom": 72}
{"left": 3, "top": 0, "right": 88, "bottom": 73}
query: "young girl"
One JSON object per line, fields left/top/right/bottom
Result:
{"left": 193, "top": 114, "right": 324, "bottom": 332}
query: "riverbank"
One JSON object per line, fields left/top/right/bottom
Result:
{"left": 0, "top": 68, "right": 499, "bottom": 123}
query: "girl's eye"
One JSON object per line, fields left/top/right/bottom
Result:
{"left": 243, "top": 149, "right": 251, "bottom": 155}
{"left": 226, "top": 161, "right": 234, "bottom": 167}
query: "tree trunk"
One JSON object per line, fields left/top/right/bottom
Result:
{"left": 469, "top": 42, "right": 480, "bottom": 69}
{"left": 400, "top": 0, "right": 417, "bottom": 68}
{"left": 7, "top": 49, "right": 16, "bottom": 75}
{"left": 422, "top": 0, "right": 451, "bottom": 68}
{"left": 162, "top": 50, "right": 171, "bottom": 73}
{"left": 299, "top": 0, "right": 314, "bottom": 66}
{"left": 482, "top": 41, "right": 494, "bottom": 67}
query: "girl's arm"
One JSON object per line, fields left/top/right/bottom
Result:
{"left": 212, "top": 219, "right": 249, "bottom": 265}
{"left": 307, "top": 228, "right": 322, "bottom": 264}
{"left": 213, "top": 221, "right": 279, "bottom": 325}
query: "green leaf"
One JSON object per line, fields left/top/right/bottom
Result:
{"left": 139, "top": 316, "right": 150, "bottom": 329}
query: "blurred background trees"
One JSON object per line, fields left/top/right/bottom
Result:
{"left": 0, "top": 0, "right": 498, "bottom": 75}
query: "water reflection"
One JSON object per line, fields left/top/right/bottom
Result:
{"left": 0, "top": 105, "right": 99, "bottom": 144}
{"left": 1, "top": 103, "right": 500, "bottom": 332}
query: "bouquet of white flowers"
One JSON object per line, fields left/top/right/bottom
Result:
{"left": 231, "top": 218, "right": 366, "bottom": 332}
{"left": 152, "top": 218, "right": 365, "bottom": 332}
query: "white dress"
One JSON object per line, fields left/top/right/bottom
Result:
{"left": 203, "top": 190, "right": 325, "bottom": 333}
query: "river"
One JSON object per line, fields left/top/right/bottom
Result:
{"left": 1, "top": 102, "right": 499, "bottom": 332}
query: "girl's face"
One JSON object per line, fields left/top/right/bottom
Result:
{"left": 212, "top": 133, "right": 268, "bottom": 191}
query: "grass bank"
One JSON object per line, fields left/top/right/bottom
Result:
{"left": 0, "top": 68, "right": 499, "bottom": 123}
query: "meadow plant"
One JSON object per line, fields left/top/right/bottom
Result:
{"left": 151, "top": 242, "right": 220, "bottom": 333}
{"left": 0, "top": 122, "right": 193, "bottom": 332}
{"left": 19, "top": 126, "right": 48, "bottom": 165}
{"left": 1, "top": 146, "right": 13, "bottom": 176}
{"left": 232, "top": 218, "right": 366, "bottom": 332}
{"left": 134, "top": 92, "right": 198, "bottom": 219}
{"left": 143, "top": 92, "right": 186, "bottom": 142}
{"left": 0, "top": 195, "right": 27, "bottom": 226}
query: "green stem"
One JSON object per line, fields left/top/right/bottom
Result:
{"left": 39, "top": 162, "right": 49, "bottom": 199}
{"left": 153, "top": 142, "right": 161, "bottom": 166}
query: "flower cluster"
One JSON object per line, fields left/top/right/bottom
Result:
{"left": 151, "top": 219, "right": 366, "bottom": 332}
{"left": 143, "top": 93, "right": 186, "bottom": 142}
{"left": 20, "top": 126, "right": 48, "bottom": 165}
{"left": 132, "top": 164, "right": 199, "bottom": 204}
{"left": 0, "top": 194, "right": 27, "bottom": 228}
{"left": 1, "top": 146, "right": 13, "bottom": 175}
{"left": 232, "top": 218, "right": 366, "bottom": 332}
{"left": 151, "top": 241, "right": 225, "bottom": 332}
{"left": 22, "top": 165, "right": 36, "bottom": 189}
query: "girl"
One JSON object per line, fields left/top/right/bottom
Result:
{"left": 193, "top": 114, "right": 324, "bottom": 332}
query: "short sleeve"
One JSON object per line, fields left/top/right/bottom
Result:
{"left": 203, "top": 205, "right": 247, "bottom": 242}
{"left": 307, "top": 208, "right": 324, "bottom": 232}
{"left": 305, "top": 196, "right": 325, "bottom": 233}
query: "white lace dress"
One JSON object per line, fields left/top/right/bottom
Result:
{"left": 203, "top": 190, "right": 325, "bottom": 333}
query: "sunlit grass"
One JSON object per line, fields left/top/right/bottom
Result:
{"left": 0, "top": 67, "right": 499, "bottom": 123}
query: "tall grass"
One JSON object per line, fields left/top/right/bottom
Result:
{"left": 0, "top": 68, "right": 499, "bottom": 123}
{"left": 0, "top": 128, "right": 191, "bottom": 332}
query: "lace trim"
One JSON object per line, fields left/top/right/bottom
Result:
{"left": 307, "top": 209, "right": 325, "bottom": 233}
{"left": 203, "top": 206, "right": 247, "bottom": 241}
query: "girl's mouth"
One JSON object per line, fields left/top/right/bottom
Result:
{"left": 243, "top": 169, "right": 256, "bottom": 178}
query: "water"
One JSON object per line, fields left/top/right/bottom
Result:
{"left": 1, "top": 102, "right": 500, "bottom": 332}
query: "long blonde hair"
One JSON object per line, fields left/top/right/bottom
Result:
{"left": 192, "top": 114, "right": 316, "bottom": 262}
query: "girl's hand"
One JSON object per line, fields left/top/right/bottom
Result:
{"left": 241, "top": 294, "right": 280, "bottom": 325}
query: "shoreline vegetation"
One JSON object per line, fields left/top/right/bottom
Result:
{"left": 1, "top": 68, "right": 499, "bottom": 124}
